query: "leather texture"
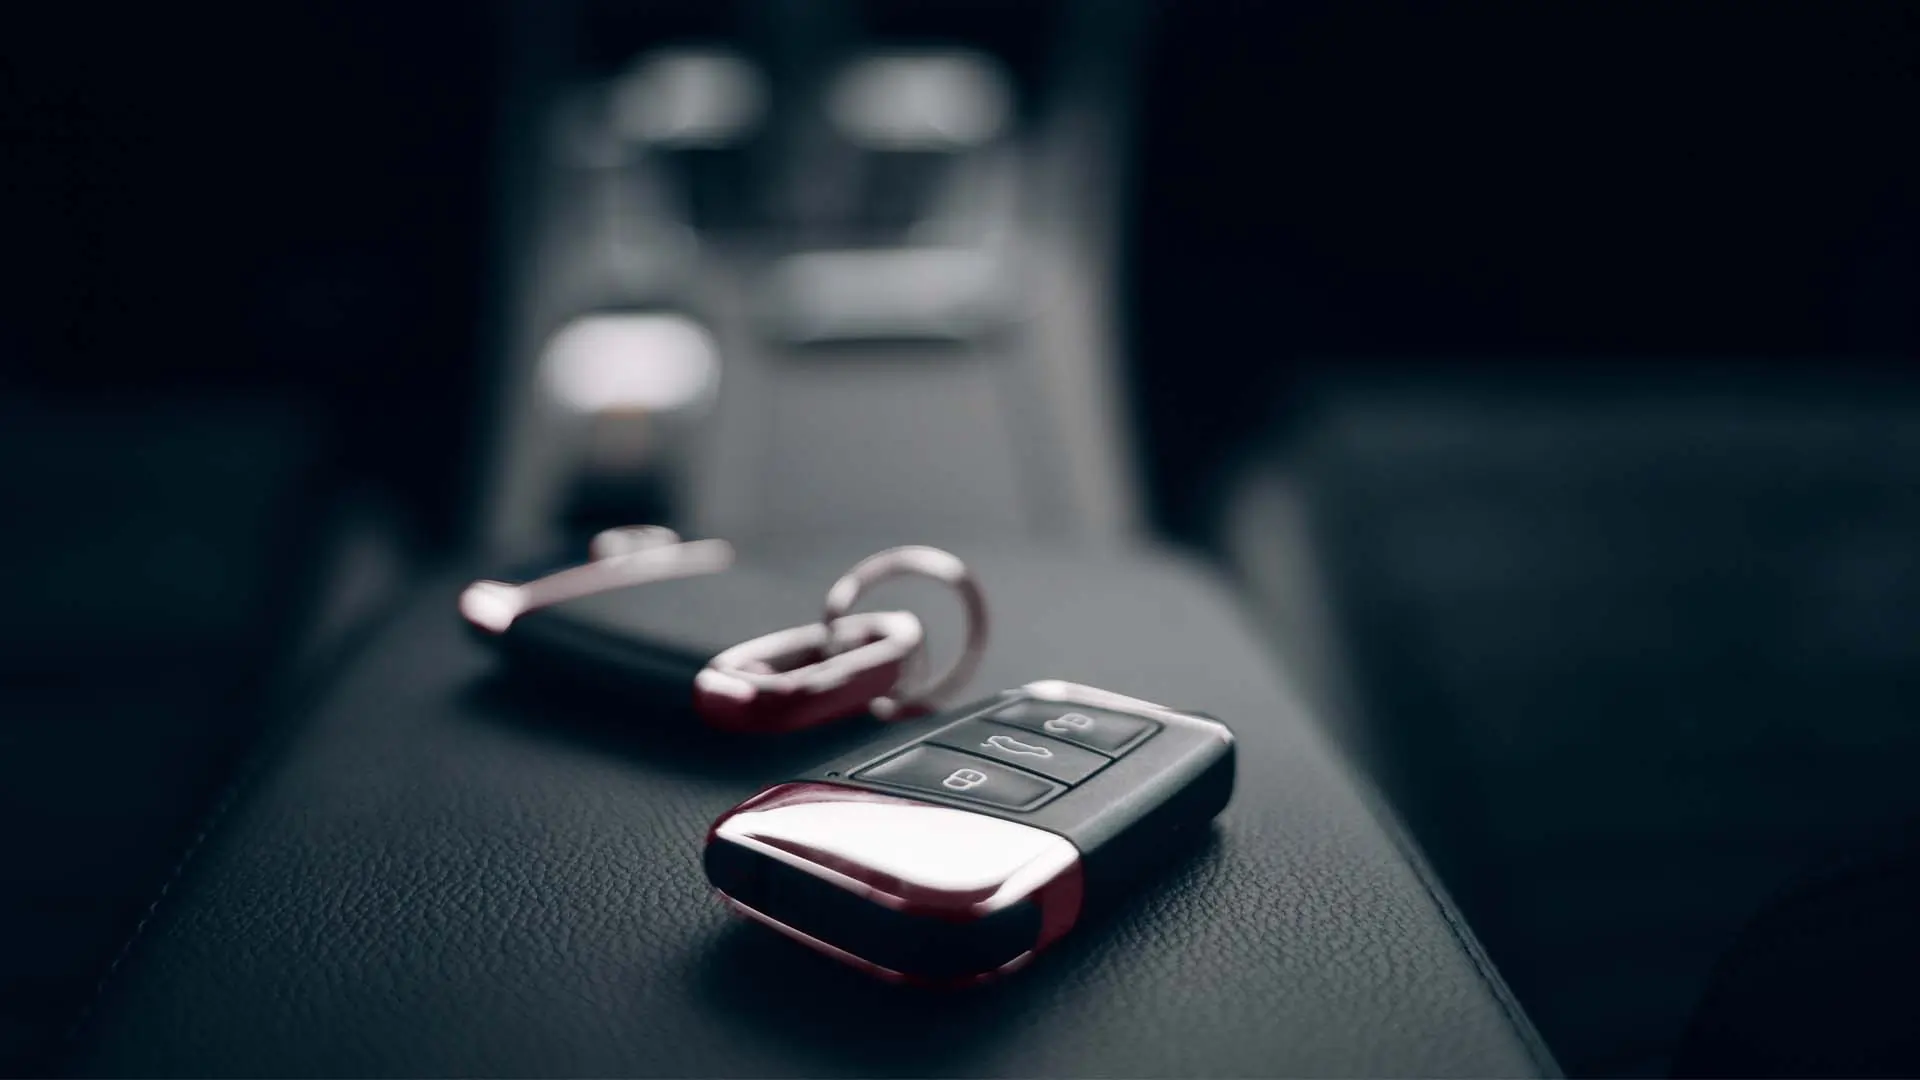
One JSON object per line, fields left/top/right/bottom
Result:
{"left": 66, "top": 545, "right": 1555, "bottom": 1077}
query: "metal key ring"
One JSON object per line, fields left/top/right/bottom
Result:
{"left": 820, "top": 546, "right": 988, "bottom": 721}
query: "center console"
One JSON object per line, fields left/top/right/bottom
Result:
{"left": 67, "top": 546, "right": 1554, "bottom": 1076}
{"left": 478, "top": 0, "right": 1147, "bottom": 554}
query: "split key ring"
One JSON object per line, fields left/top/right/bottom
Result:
{"left": 819, "top": 546, "right": 990, "bottom": 721}
{"left": 693, "top": 545, "right": 989, "bottom": 730}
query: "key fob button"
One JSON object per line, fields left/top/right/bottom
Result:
{"left": 928, "top": 720, "right": 1110, "bottom": 785}
{"left": 987, "top": 701, "right": 1160, "bottom": 756}
{"left": 855, "top": 744, "right": 1063, "bottom": 810}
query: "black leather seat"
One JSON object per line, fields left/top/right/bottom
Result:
{"left": 0, "top": 401, "right": 325, "bottom": 1073}
{"left": 1228, "top": 373, "right": 1920, "bottom": 1074}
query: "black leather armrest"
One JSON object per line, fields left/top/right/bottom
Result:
{"left": 66, "top": 546, "right": 1555, "bottom": 1077}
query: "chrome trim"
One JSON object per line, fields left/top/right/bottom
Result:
{"left": 709, "top": 782, "right": 1083, "bottom": 982}
{"left": 819, "top": 546, "right": 989, "bottom": 720}
{"left": 721, "top": 897, "right": 1039, "bottom": 988}
{"left": 586, "top": 524, "right": 683, "bottom": 560}
{"left": 693, "top": 612, "right": 925, "bottom": 734}
{"left": 712, "top": 783, "right": 1079, "bottom": 919}
{"left": 1016, "top": 679, "right": 1232, "bottom": 744}
{"left": 458, "top": 536, "right": 735, "bottom": 635}
{"left": 720, "top": 896, "right": 918, "bottom": 982}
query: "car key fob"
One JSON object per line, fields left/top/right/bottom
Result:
{"left": 704, "top": 680, "right": 1235, "bottom": 985}
{"left": 461, "top": 528, "right": 933, "bottom": 733}
{"left": 461, "top": 530, "right": 993, "bottom": 735}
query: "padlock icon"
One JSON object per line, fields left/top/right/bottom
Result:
{"left": 1044, "top": 712, "right": 1094, "bottom": 735}
{"left": 941, "top": 768, "right": 989, "bottom": 791}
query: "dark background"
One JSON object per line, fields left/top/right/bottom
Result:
{"left": 7, "top": 2, "right": 1914, "bottom": 537}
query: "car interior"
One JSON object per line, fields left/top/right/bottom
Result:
{"left": 5, "top": 1, "right": 1918, "bottom": 1075}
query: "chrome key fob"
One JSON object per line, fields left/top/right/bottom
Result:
{"left": 704, "top": 680, "right": 1235, "bottom": 985}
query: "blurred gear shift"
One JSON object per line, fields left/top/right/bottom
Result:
{"left": 537, "top": 311, "right": 721, "bottom": 536}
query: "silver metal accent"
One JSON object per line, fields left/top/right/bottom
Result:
{"left": 540, "top": 312, "right": 721, "bottom": 415}
{"left": 458, "top": 535, "right": 735, "bottom": 635}
{"left": 1013, "top": 681, "right": 1235, "bottom": 751}
{"left": 586, "top": 524, "right": 682, "bottom": 560}
{"left": 712, "top": 786, "right": 1080, "bottom": 921}
{"left": 1017, "top": 680, "right": 1195, "bottom": 723}
{"left": 693, "top": 611, "right": 926, "bottom": 734}
{"left": 819, "top": 545, "right": 988, "bottom": 720}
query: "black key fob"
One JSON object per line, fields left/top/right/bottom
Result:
{"left": 460, "top": 533, "right": 923, "bottom": 733}
{"left": 704, "top": 680, "right": 1235, "bottom": 985}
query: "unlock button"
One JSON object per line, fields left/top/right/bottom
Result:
{"left": 930, "top": 720, "right": 1110, "bottom": 785}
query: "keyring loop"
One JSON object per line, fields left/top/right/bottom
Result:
{"left": 820, "top": 546, "right": 988, "bottom": 720}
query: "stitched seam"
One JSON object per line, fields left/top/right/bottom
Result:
{"left": 1310, "top": 698, "right": 1560, "bottom": 1077}
{"left": 1410, "top": 851, "right": 1560, "bottom": 1077}
{"left": 57, "top": 584, "right": 410, "bottom": 1064}
{"left": 1260, "top": 496, "right": 1562, "bottom": 1076}
{"left": 1375, "top": 801, "right": 1563, "bottom": 1078}
{"left": 60, "top": 767, "right": 254, "bottom": 1049}
{"left": 1255, "top": 668, "right": 1562, "bottom": 1076}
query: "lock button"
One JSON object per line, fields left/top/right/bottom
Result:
{"left": 987, "top": 701, "right": 1161, "bottom": 756}
{"left": 854, "top": 744, "right": 1063, "bottom": 811}
{"left": 928, "top": 720, "right": 1110, "bottom": 785}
